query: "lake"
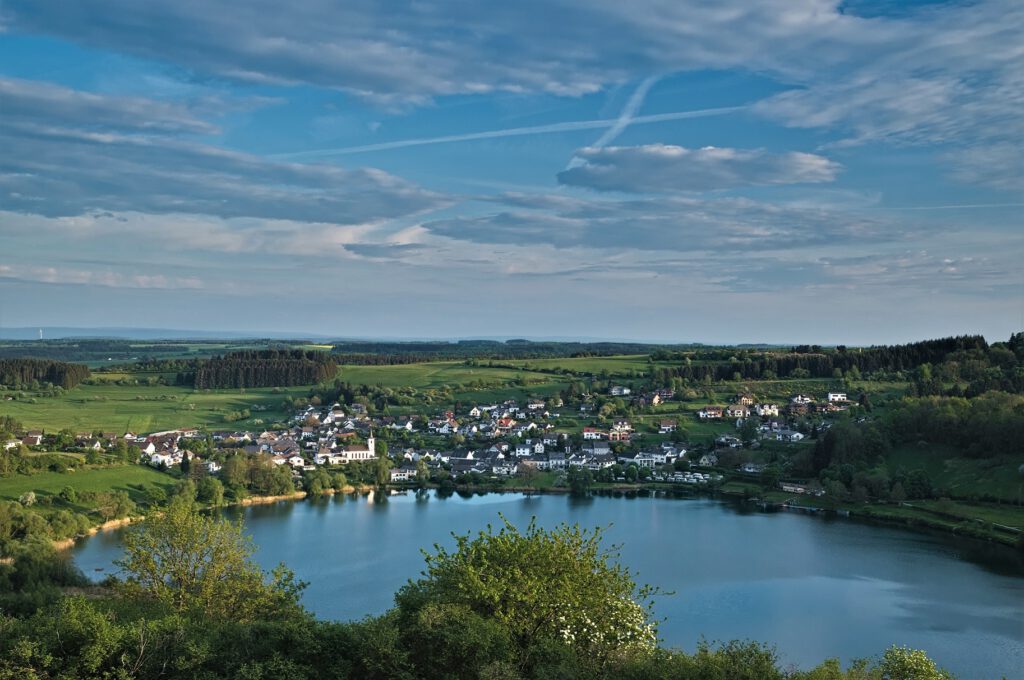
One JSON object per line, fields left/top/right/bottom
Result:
{"left": 71, "top": 491, "right": 1024, "bottom": 678}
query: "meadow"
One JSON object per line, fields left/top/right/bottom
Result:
{"left": 0, "top": 464, "right": 175, "bottom": 509}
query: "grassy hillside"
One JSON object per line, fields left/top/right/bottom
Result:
{"left": 0, "top": 464, "right": 175, "bottom": 509}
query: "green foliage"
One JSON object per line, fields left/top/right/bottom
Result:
{"left": 115, "top": 497, "right": 306, "bottom": 623}
{"left": 396, "top": 517, "right": 657, "bottom": 674}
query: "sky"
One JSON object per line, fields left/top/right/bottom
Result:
{"left": 0, "top": 0, "right": 1022, "bottom": 344}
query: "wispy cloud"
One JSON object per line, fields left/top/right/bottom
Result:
{"left": 0, "top": 78, "right": 448, "bottom": 224}
{"left": 269, "top": 105, "right": 746, "bottom": 159}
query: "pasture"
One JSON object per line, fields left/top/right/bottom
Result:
{"left": 0, "top": 464, "right": 174, "bottom": 504}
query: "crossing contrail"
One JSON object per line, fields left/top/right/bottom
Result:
{"left": 566, "top": 76, "right": 660, "bottom": 169}
{"left": 270, "top": 103, "right": 745, "bottom": 160}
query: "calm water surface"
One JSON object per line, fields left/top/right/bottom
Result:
{"left": 71, "top": 492, "right": 1024, "bottom": 678}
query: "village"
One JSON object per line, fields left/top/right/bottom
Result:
{"left": 4, "top": 387, "right": 856, "bottom": 496}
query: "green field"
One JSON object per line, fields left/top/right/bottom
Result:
{"left": 338, "top": 362, "right": 561, "bottom": 390}
{"left": 885, "top": 444, "right": 1024, "bottom": 502}
{"left": 0, "top": 382, "right": 311, "bottom": 432}
{"left": 0, "top": 465, "right": 175, "bottom": 505}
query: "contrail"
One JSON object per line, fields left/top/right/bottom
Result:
{"left": 270, "top": 103, "right": 745, "bottom": 160}
{"left": 566, "top": 76, "right": 660, "bottom": 169}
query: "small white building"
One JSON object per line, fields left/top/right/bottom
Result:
{"left": 827, "top": 392, "right": 848, "bottom": 402}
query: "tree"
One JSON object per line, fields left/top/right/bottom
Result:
{"left": 395, "top": 517, "right": 657, "bottom": 674}
{"left": 94, "top": 490, "right": 134, "bottom": 521}
{"left": 196, "top": 477, "right": 225, "bottom": 506}
{"left": 116, "top": 497, "right": 305, "bottom": 622}
{"left": 416, "top": 458, "right": 430, "bottom": 487}
{"left": 567, "top": 467, "right": 594, "bottom": 496}
{"left": 375, "top": 452, "right": 392, "bottom": 487}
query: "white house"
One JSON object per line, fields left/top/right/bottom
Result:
{"left": 755, "top": 403, "right": 779, "bottom": 417}
{"left": 698, "top": 407, "right": 723, "bottom": 419}
{"left": 659, "top": 420, "right": 677, "bottom": 434}
{"left": 827, "top": 392, "right": 848, "bottom": 402}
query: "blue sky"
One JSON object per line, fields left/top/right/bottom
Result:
{"left": 0, "top": 0, "right": 1021, "bottom": 344}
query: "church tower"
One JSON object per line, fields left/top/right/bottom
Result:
{"left": 366, "top": 430, "right": 376, "bottom": 457}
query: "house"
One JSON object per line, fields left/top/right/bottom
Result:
{"left": 776, "top": 430, "right": 805, "bottom": 442}
{"left": 736, "top": 393, "right": 756, "bottom": 406}
{"left": 547, "top": 451, "right": 566, "bottom": 469}
{"left": 514, "top": 443, "right": 531, "bottom": 457}
{"left": 659, "top": 419, "right": 677, "bottom": 434}
{"left": 609, "top": 386, "right": 632, "bottom": 396}
{"left": 582, "top": 427, "right": 604, "bottom": 440}
{"left": 468, "top": 406, "right": 482, "bottom": 418}
{"left": 827, "top": 392, "right": 848, "bottom": 403}
{"left": 532, "top": 441, "right": 545, "bottom": 455}
{"left": 22, "top": 433, "right": 43, "bottom": 447}
{"left": 754, "top": 403, "right": 779, "bottom": 417}
{"left": 698, "top": 453, "right": 718, "bottom": 467}
{"left": 725, "top": 405, "right": 749, "bottom": 418}
{"left": 390, "top": 465, "right": 417, "bottom": 482}
{"left": 791, "top": 394, "right": 814, "bottom": 404}
{"left": 286, "top": 454, "right": 306, "bottom": 468}
{"left": 149, "top": 452, "right": 177, "bottom": 468}
{"left": 527, "top": 400, "right": 546, "bottom": 411}
{"left": 698, "top": 406, "right": 723, "bottom": 419}
{"left": 584, "top": 441, "right": 612, "bottom": 456}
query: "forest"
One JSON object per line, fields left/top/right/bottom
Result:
{"left": 0, "top": 358, "right": 91, "bottom": 390}
{"left": 186, "top": 350, "right": 338, "bottom": 389}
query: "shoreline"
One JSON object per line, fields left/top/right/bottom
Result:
{"left": 52, "top": 486, "right": 373, "bottom": 552}
{"left": 51, "top": 483, "right": 1023, "bottom": 554}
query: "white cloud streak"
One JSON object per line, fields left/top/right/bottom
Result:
{"left": 269, "top": 105, "right": 746, "bottom": 159}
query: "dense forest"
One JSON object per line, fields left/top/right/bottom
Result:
{"left": 645, "top": 335, "right": 1024, "bottom": 395}
{"left": 186, "top": 350, "right": 338, "bottom": 389}
{"left": 0, "top": 358, "right": 90, "bottom": 389}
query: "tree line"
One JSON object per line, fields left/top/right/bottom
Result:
{"left": 0, "top": 358, "right": 90, "bottom": 389}
{"left": 183, "top": 350, "right": 338, "bottom": 389}
{"left": 647, "top": 335, "right": 1009, "bottom": 385}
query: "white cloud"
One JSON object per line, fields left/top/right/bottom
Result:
{"left": 558, "top": 145, "right": 840, "bottom": 192}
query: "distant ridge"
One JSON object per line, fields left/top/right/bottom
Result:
{"left": 0, "top": 326, "right": 698, "bottom": 344}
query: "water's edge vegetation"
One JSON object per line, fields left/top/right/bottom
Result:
{"left": 0, "top": 497, "right": 957, "bottom": 680}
